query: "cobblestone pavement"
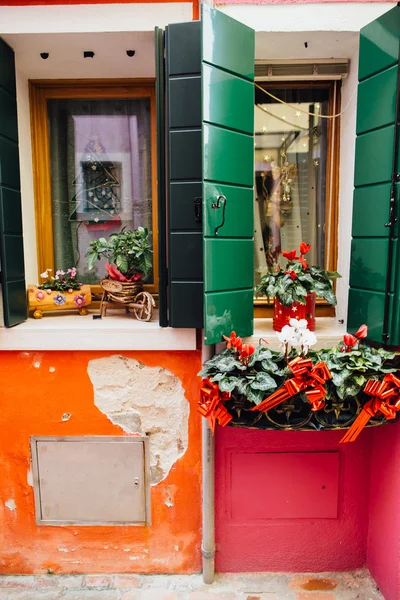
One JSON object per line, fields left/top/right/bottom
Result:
{"left": 0, "top": 570, "right": 383, "bottom": 600}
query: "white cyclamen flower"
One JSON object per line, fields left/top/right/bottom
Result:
{"left": 277, "top": 324, "right": 301, "bottom": 347}
{"left": 40, "top": 270, "right": 49, "bottom": 279}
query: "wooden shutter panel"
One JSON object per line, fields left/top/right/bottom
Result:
{"left": 159, "top": 8, "right": 255, "bottom": 339}
{"left": 202, "top": 5, "right": 255, "bottom": 345}
{"left": 348, "top": 6, "right": 400, "bottom": 345}
{"left": 165, "top": 20, "right": 203, "bottom": 328}
{"left": 0, "top": 38, "right": 27, "bottom": 327}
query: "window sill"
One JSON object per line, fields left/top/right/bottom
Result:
{"left": 245, "top": 317, "right": 346, "bottom": 351}
{"left": 0, "top": 310, "right": 197, "bottom": 351}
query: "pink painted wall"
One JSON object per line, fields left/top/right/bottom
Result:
{"left": 367, "top": 422, "right": 400, "bottom": 600}
{"left": 216, "top": 427, "right": 373, "bottom": 572}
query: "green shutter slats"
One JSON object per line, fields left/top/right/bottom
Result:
{"left": 348, "top": 5, "right": 400, "bottom": 345}
{"left": 165, "top": 21, "right": 203, "bottom": 328}
{"left": 155, "top": 27, "right": 168, "bottom": 327}
{"left": 0, "top": 38, "right": 27, "bottom": 328}
{"left": 202, "top": 5, "right": 255, "bottom": 345}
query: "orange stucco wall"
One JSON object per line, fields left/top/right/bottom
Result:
{"left": 0, "top": 349, "right": 202, "bottom": 575}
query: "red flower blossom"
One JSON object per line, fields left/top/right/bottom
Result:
{"left": 300, "top": 242, "right": 312, "bottom": 255}
{"left": 223, "top": 331, "right": 243, "bottom": 351}
{"left": 285, "top": 270, "right": 298, "bottom": 280}
{"left": 343, "top": 333, "right": 358, "bottom": 350}
{"left": 239, "top": 343, "right": 256, "bottom": 364}
{"left": 355, "top": 324, "right": 368, "bottom": 339}
{"left": 282, "top": 249, "right": 297, "bottom": 261}
{"left": 298, "top": 256, "right": 309, "bottom": 270}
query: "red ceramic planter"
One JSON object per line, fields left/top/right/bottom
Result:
{"left": 273, "top": 292, "right": 316, "bottom": 332}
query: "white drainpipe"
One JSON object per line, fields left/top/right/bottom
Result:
{"left": 202, "top": 342, "right": 215, "bottom": 584}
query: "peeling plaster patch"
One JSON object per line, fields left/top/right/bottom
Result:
{"left": 87, "top": 355, "right": 189, "bottom": 485}
{"left": 27, "top": 469, "right": 33, "bottom": 487}
{"left": 5, "top": 499, "right": 16, "bottom": 511}
{"left": 143, "top": 548, "right": 149, "bottom": 554}
{"left": 128, "top": 556, "right": 139, "bottom": 561}
{"left": 174, "top": 545, "right": 179, "bottom": 551}
{"left": 164, "top": 486, "right": 175, "bottom": 508}
{"left": 58, "top": 547, "right": 69, "bottom": 553}
{"left": 49, "top": 366, "right": 56, "bottom": 373}
{"left": 33, "top": 361, "right": 41, "bottom": 369}
{"left": 61, "top": 413, "right": 71, "bottom": 422}
{"left": 123, "top": 548, "right": 131, "bottom": 552}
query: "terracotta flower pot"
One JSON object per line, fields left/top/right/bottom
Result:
{"left": 273, "top": 292, "right": 316, "bottom": 332}
{"left": 28, "top": 285, "right": 92, "bottom": 319}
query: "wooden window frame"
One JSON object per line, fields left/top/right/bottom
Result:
{"left": 29, "top": 79, "right": 158, "bottom": 296}
{"left": 254, "top": 80, "right": 341, "bottom": 318}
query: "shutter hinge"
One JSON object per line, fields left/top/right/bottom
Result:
{"left": 382, "top": 332, "right": 391, "bottom": 342}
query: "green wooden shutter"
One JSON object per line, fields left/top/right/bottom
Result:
{"left": 158, "top": 8, "right": 255, "bottom": 338}
{"left": 201, "top": 5, "right": 255, "bottom": 345}
{"left": 155, "top": 27, "right": 168, "bottom": 327}
{"left": 348, "top": 6, "right": 400, "bottom": 345}
{"left": 0, "top": 38, "right": 27, "bottom": 327}
{"left": 165, "top": 20, "right": 204, "bottom": 328}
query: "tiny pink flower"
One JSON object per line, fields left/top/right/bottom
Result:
{"left": 56, "top": 270, "right": 65, "bottom": 277}
{"left": 73, "top": 294, "right": 86, "bottom": 308}
{"left": 36, "top": 291, "right": 45, "bottom": 301}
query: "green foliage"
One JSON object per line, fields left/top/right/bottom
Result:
{"left": 318, "top": 342, "right": 397, "bottom": 400}
{"left": 85, "top": 227, "right": 153, "bottom": 277}
{"left": 199, "top": 340, "right": 398, "bottom": 406}
{"left": 256, "top": 259, "right": 341, "bottom": 307}
{"left": 199, "top": 346, "right": 285, "bottom": 405}
{"left": 38, "top": 270, "right": 81, "bottom": 293}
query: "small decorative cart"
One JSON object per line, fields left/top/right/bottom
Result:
{"left": 99, "top": 279, "right": 155, "bottom": 321}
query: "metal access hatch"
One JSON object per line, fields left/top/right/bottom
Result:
{"left": 30, "top": 436, "right": 151, "bottom": 526}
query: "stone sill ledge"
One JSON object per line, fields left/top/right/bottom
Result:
{"left": 0, "top": 310, "right": 197, "bottom": 351}
{"left": 0, "top": 315, "right": 345, "bottom": 352}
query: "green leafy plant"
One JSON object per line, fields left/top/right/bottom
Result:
{"left": 86, "top": 227, "right": 152, "bottom": 281}
{"left": 256, "top": 242, "right": 341, "bottom": 307}
{"left": 38, "top": 268, "right": 82, "bottom": 292}
{"left": 317, "top": 326, "right": 397, "bottom": 400}
{"left": 199, "top": 324, "right": 398, "bottom": 406}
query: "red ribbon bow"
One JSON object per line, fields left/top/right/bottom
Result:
{"left": 198, "top": 378, "right": 233, "bottom": 434}
{"left": 251, "top": 356, "right": 332, "bottom": 414}
{"left": 340, "top": 373, "right": 400, "bottom": 443}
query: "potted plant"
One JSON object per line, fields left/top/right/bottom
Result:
{"left": 86, "top": 227, "right": 154, "bottom": 319}
{"left": 256, "top": 242, "right": 341, "bottom": 331}
{"left": 28, "top": 268, "right": 91, "bottom": 319}
{"left": 198, "top": 322, "right": 400, "bottom": 440}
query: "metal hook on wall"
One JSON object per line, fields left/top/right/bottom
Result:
{"left": 211, "top": 195, "right": 227, "bottom": 236}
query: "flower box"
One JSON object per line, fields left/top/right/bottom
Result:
{"left": 28, "top": 285, "right": 92, "bottom": 319}
{"left": 198, "top": 324, "right": 400, "bottom": 441}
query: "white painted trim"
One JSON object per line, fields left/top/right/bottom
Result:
{"left": 0, "top": 3, "right": 193, "bottom": 34}
{"left": 0, "top": 311, "right": 197, "bottom": 351}
{"left": 217, "top": 3, "right": 395, "bottom": 32}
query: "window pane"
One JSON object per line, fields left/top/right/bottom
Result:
{"left": 47, "top": 98, "right": 153, "bottom": 283}
{"left": 254, "top": 86, "right": 329, "bottom": 284}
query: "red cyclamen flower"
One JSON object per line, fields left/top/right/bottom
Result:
{"left": 285, "top": 270, "right": 298, "bottom": 280}
{"left": 299, "top": 242, "right": 312, "bottom": 255}
{"left": 355, "top": 324, "right": 368, "bottom": 339}
{"left": 298, "top": 256, "right": 309, "bottom": 270}
{"left": 223, "top": 331, "right": 243, "bottom": 351}
{"left": 239, "top": 343, "right": 256, "bottom": 364}
{"left": 343, "top": 333, "right": 358, "bottom": 350}
{"left": 282, "top": 249, "right": 297, "bottom": 261}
